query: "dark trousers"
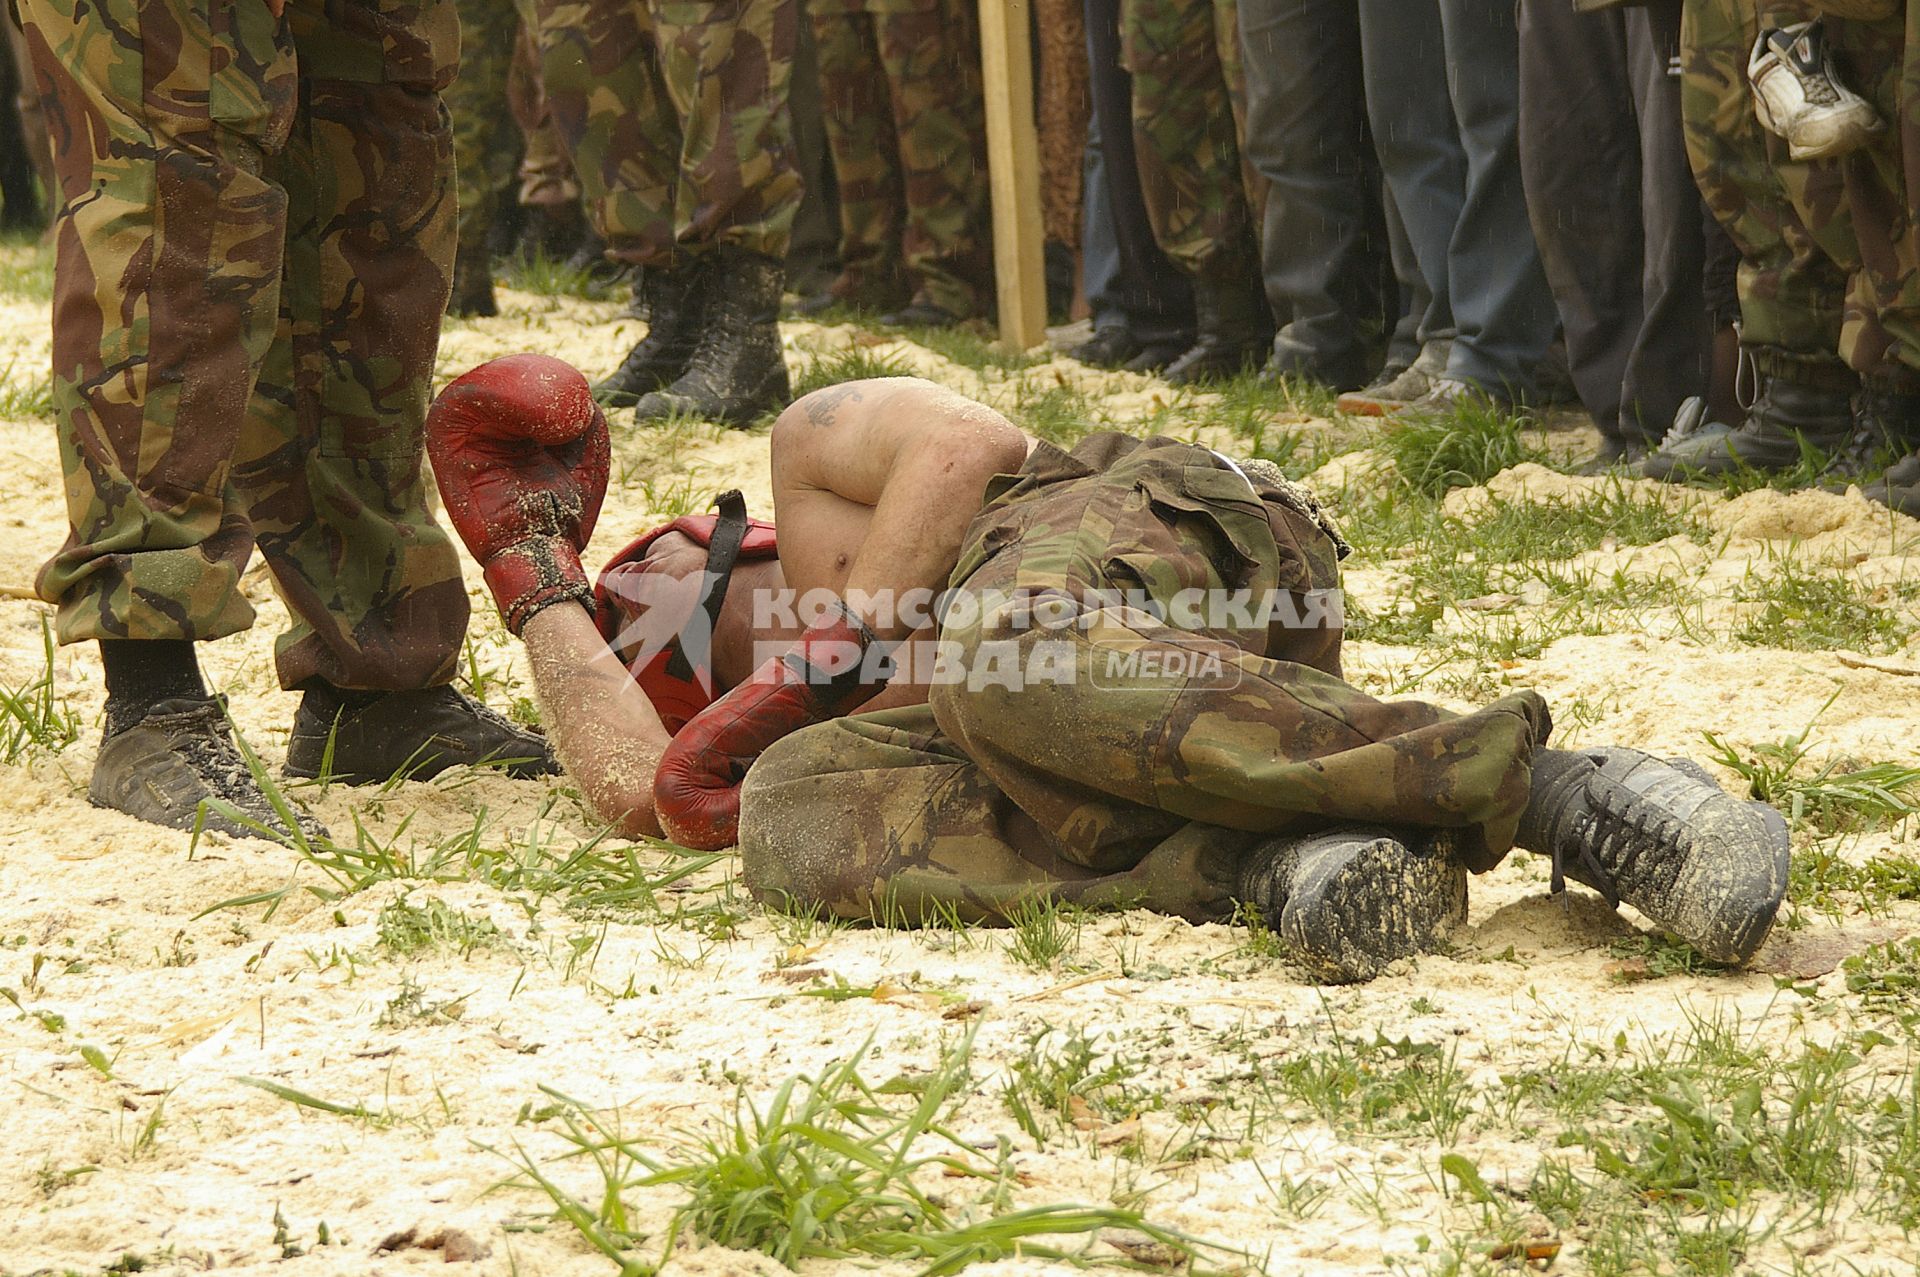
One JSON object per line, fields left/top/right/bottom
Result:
{"left": 0, "top": 19, "right": 40, "bottom": 231}
{"left": 1081, "top": 0, "right": 1193, "bottom": 345}
{"left": 787, "top": 2, "right": 842, "bottom": 294}
{"left": 1359, "top": 0, "right": 1555, "bottom": 396}
{"left": 1355, "top": 0, "right": 1459, "bottom": 359}
{"left": 1518, "top": 0, "right": 1710, "bottom": 443}
{"left": 1238, "top": 0, "right": 1378, "bottom": 367}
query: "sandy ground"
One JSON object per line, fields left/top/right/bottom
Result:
{"left": 1, "top": 276, "right": 1919, "bottom": 1277}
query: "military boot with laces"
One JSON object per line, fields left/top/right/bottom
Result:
{"left": 1515, "top": 747, "right": 1789, "bottom": 964}
{"left": 91, "top": 696, "right": 329, "bottom": 842}
{"left": 1237, "top": 826, "right": 1468, "bottom": 984}
{"left": 594, "top": 259, "right": 708, "bottom": 408}
{"left": 632, "top": 248, "right": 791, "bottom": 426}
{"left": 285, "top": 684, "right": 558, "bottom": 785}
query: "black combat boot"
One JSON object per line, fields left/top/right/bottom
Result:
{"left": 1068, "top": 325, "right": 1143, "bottom": 368}
{"left": 285, "top": 684, "right": 558, "bottom": 785}
{"left": 1162, "top": 263, "right": 1276, "bottom": 387}
{"left": 446, "top": 246, "right": 498, "bottom": 319}
{"left": 1846, "top": 384, "right": 1920, "bottom": 469}
{"left": 1643, "top": 350, "right": 1856, "bottom": 480}
{"left": 632, "top": 248, "right": 791, "bottom": 427}
{"left": 1237, "top": 827, "right": 1468, "bottom": 984}
{"left": 593, "top": 259, "right": 709, "bottom": 408}
{"left": 1864, "top": 453, "right": 1920, "bottom": 516}
{"left": 1515, "top": 747, "right": 1790, "bottom": 964}
{"left": 93, "top": 696, "right": 330, "bottom": 843}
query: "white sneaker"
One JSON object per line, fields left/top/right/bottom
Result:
{"left": 1749, "top": 21, "right": 1883, "bottom": 161}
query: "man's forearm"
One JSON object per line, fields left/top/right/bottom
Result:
{"left": 521, "top": 603, "right": 669, "bottom": 838}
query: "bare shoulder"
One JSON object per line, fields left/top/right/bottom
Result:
{"left": 783, "top": 376, "right": 1023, "bottom": 444}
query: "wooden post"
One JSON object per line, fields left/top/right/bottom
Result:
{"left": 977, "top": 0, "right": 1047, "bottom": 352}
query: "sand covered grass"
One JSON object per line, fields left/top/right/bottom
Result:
{"left": 2, "top": 240, "right": 1920, "bottom": 1276}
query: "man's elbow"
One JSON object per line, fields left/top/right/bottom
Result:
{"left": 938, "top": 416, "right": 1029, "bottom": 486}
{"left": 572, "top": 762, "right": 664, "bottom": 841}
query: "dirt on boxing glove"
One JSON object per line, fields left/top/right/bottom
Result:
{"left": 652, "top": 601, "right": 890, "bottom": 849}
{"left": 426, "top": 354, "right": 611, "bottom": 635}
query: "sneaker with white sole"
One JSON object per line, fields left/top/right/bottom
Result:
{"left": 1749, "top": 21, "right": 1883, "bottom": 161}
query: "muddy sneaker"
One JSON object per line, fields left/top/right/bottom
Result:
{"left": 1336, "top": 341, "right": 1450, "bottom": 416}
{"left": 1574, "top": 436, "right": 1653, "bottom": 475}
{"left": 1238, "top": 827, "right": 1467, "bottom": 984}
{"left": 1397, "top": 376, "right": 1526, "bottom": 419}
{"left": 1749, "top": 21, "right": 1883, "bottom": 161}
{"left": 1516, "top": 747, "right": 1790, "bottom": 964}
{"left": 285, "top": 685, "right": 558, "bottom": 785}
{"left": 91, "top": 696, "right": 329, "bottom": 843}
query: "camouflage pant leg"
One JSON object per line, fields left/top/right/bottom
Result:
{"left": 1829, "top": 10, "right": 1920, "bottom": 386}
{"left": 1681, "top": 0, "right": 1851, "bottom": 363}
{"left": 812, "top": 5, "right": 906, "bottom": 295}
{"left": 447, "top": 0, "right": 521, "bottom": 262}
{"left": 536, "top": 0, "right": 674, "bottom": 257}
{"left": 23, "top": 0, "right": 467, "bottom": 689}
{"left": 537, "top": 0, "right": 799, "bottom": 265}
{"left": 739, "top": 703, "right": 1262, "bottom": 923}
{"left": 22, "top": 0, "right": 293, "bottom": 644}
{"left": 738, "top": 607, "right": 1547, "bottom": 924}
{"left": 871, "top": 0, "right": 991, "bottom": 316}
{"left": 509, "top": 14, "right": 579, "bottom": 209}
{"left": 248, "top": 3, "right": 470, "bottom": 690}
{"left": 1121, "top": 0, "right": 1258, "bottom": 275}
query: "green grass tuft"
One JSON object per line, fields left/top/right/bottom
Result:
{"left": 793, "top": 347, "right": 914, "bottom": 398}
{"left": 1731, "top": 554, "right": 1919, "bottom": 654}
{"left": 501, "top": 1031, "right": 1237, "bottom": 1276}
{"left": 1375, "top": 400, "right": 1546, "bottom": 495}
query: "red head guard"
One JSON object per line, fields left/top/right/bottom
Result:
{"left": 592, "top": 490, "right": 779, "bottom": 734}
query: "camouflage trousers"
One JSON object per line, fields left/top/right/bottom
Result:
{"left": 1829, "top": 6, "right": 1920, "bottom": 387}
{"left": 1121, "top": 0, "right": 1265, "bottom": 277}
{"left": 448, "top": 0, "right": 527, "bottom": 264}
{"left": 810, "top": 0, "right": 991, "bottom": 317}
{"left": 19, "top": 0, "right": 470, "bottom": 692}
{"left": 535, "top": 0, "right": 801, "bottom": 266}
{"left": 737, "top": 433, "right": 1549, "bottom": 924}
{"left": 1681, "top": 0, "right": 1920, "bottom": 386}
{"left": 509, "top": 16, "right": 579, "bottom": 208}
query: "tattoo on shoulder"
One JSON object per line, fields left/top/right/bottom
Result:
{"left": 804, "top": 384, "right": 862, "bottom": 427}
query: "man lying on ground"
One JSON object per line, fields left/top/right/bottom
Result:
{"left": 425, "top": 354, "right": 1791, "bottom": 983}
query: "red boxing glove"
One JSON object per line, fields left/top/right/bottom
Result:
{"left": 426, "top": 354, "right": 611, "bottom": 635}
{"left": 653, "top": 601, "right": 889, "bottom": 849}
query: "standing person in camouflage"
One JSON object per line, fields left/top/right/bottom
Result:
{"left": 798, "top": 0, "right": 992, "bottom": 326}
{"left": 16, "top": 0, "right": 555, "bottom": 841}
{"left": 426, "top": 358, "right": 1793, "bottom": 983}
{"left": 445, "top": 0, "right": 526, "bottom": 317}
{"left": 1831, "top": 3, "right": 1920, "bottom": 513}
{"left": 1644, "top": 0, "right": 1876, "bottom": 480}
{"left": 446, "top": 0, "right": 534, "bottom": 316}
{"left": 539, "top": 0, "right": 801, "bottom": 425}
{"left": 1123, "top": 0, "right": 1274, "bottom": 383}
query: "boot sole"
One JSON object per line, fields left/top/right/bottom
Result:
{"left": 1279, "top": 834, "right": 1467, "bottom": 984}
